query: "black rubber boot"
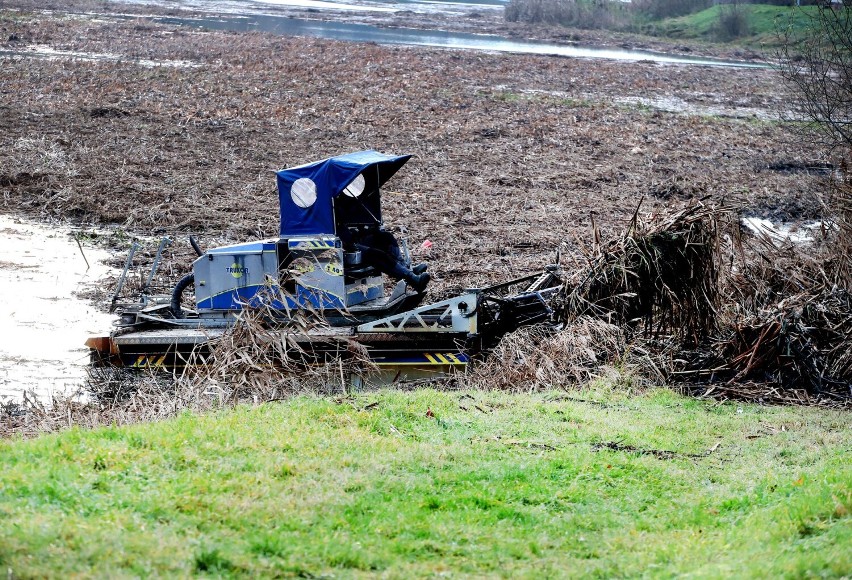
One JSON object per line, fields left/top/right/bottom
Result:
{"left": 411, "top": 272, "right": 431, "bottom": 293}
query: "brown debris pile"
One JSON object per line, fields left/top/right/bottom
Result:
{"left": 712, "top": 289, "right": 852, "bottom": 397}
{"left": 559, "top": 202, "right": 720, "bottom": 344}
{"left": 699, "top": 181, "right": 852, "bottom": 403}
{"left": 1, "top": 374, "right": 177, "bottom": 438}
{"left": 464, "top": 318, "right": 625, "bottom": 390}
{"left": 182, "top": 291, "right": 376, "bottom": 402}
{"left": 486, "top": 182, "right": 852, "bottom": 405}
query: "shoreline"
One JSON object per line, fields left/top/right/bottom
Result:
{"left": 0, "top": 0, "right": 770, "bottom": 61}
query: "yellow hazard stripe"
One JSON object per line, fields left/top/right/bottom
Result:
{"left": 131, "top": 354, "right": 167, "bottom": 368}
{"left": 374, "top": 359, "right": 468, "bottom": 367}
{"left": 418, "top": 353, "right": 467, "bottom": 365}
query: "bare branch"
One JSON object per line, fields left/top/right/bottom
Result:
{"left": 777, "top": 5, "right": 852, "bottom": 153}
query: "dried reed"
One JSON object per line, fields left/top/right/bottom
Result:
{"left": 178, "top": 287, "right": 377, "bottom": 404}
{"left": 463, "top": 317, "right": 625, "bottom": 391}
{"left": 558, "top": 201, "right": 722, "bottom": 345}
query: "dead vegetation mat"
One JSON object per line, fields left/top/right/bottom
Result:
{"left": 1, "top": 10, "right": 849, "bottom": 437}
{"left": 0, "top": 8, "right": 825, "bottom": 298}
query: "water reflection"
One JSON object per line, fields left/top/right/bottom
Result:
{"left": 0, "top": 216, "right": 114, "bottom": 402}
{"left": 143, "top": 13, "right": 764, "bottom": 67}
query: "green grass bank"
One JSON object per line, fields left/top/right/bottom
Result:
{"left": 506, "top": 0, "right": 824, "bottom": 48}
{"left": 1, "top": 387, "right": 850, "bottom": 577}
{"left": 646, "top": 4, "right": 821, "bottom": 45}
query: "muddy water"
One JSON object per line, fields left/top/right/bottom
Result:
{"left": 0, "top": 216, "right": 114, "bottom": 402}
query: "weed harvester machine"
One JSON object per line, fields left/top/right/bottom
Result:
{"left": 86, "top": 151, "right": 562, "bottom": 382}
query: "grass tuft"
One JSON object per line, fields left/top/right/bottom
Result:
{"left": 194, "top": 548, "right": 237, "bottom": 573}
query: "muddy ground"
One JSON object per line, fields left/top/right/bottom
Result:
{"left": 0, "top": 3, "right": 830, "bottom": 300}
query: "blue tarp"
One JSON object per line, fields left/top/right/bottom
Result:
{"left": 277, "top": 150, "right": 411, "bottom": 236}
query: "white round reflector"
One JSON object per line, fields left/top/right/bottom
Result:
{"left": 291, "top": 178, "right": 317, "bottom": 208}
{"left": 342, "top": 173, "right": 365, "bottom": 198}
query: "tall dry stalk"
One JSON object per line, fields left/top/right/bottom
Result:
{"left": 558, "top": 201, "right": 722, "bottom": 346}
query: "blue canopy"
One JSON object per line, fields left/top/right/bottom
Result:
{"left": 277, "top": 150, "right": 411, "bottom": 236}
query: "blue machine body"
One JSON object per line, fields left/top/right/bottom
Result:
{"left": 192, "top": 151, "right": 411, "bottom": 317}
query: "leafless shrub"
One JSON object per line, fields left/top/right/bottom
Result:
{"left": 777, "top": 4, "right": 852, "bottom": 153}
{"left": 715, "top": 2, "right": 751, "bottom": 41}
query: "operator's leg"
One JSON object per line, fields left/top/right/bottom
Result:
{"left": 356, "top": 245, "right": 393, "bottom": 274}
{"left": 356, "top": 244, "right": 429, "bottom": 293}
{"left": 377, "top": 231, "right": 428, "bottom": 275}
